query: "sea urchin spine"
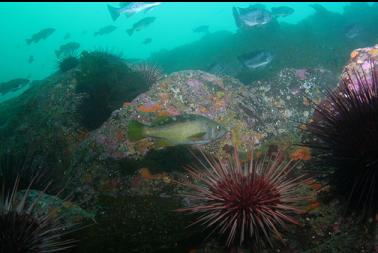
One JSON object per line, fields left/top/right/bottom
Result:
{"left": 178, "top": 148, "right": 308, "bottom": 247}
{"left": 0, "top": 177, "right": 76, "bottom": 253}
{"left": 305, "top": 61, "right": 378, "bottom": 218}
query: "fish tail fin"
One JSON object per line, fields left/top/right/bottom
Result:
{"left": 126, "top": 28, "right": 134, "bottom": 36}
{"left": 128, "top": 120, "right": 146, "bottom": 141}
{"left": 107, "top": 5, "right": 120, "bottom": 22}
{"left": 26, "top": 39, "right": 32, "bottom": 45}
{"left": 232, "top": 7, "right": 241, "bottom": 28}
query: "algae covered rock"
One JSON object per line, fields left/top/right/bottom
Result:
{"left": 85, "top": 68, "right": 334, "bottom": 161}
{"left": 0, "top": 51, "right": 156, "bottom": 186}
{"left": 19, "top": 189, "right": 94, "bottom": 228}
{"left": 67, "top": 68, "right": 336, "bottom": 209}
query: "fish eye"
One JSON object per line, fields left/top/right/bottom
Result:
{"left": 216, "top": 125, "right": 220, "bottom": 130}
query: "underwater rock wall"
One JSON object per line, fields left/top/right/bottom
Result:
{"left": 0, "top": 70, "right": 84, "bottom": 182}
{"left": 67, "top": 67, "right": 336, "bottom": 210}
{"left": 85, "top": 68, "right": 335, "bottom": 160}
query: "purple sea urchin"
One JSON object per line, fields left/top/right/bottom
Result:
{"left": 304, "top": 61, "right": 378, "bottom": 218}
{"left": 0, "top": 177, "right": 76, "bottom": 253}
{"left": 58, "top": 56, "right": 79, "bottom": 72}
{"left": 178, "top": 148, "right": 308, "bottom": 248}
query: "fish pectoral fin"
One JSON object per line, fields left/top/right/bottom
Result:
{"left": 188, "top": 132, "right": 207, "bottom": 141}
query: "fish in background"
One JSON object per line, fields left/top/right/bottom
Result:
{"left": 63, "top": 32, "right": 71, "bottom": 40}
{"left": 107, "top": 2, "right": 161, "bottom": 22}
{"left": 206, "top": 61, "right": 242, "bottom": 77}
{"left": 310, "top": 4, "right": 329, "bottom": 14}
{"left": 233, "top": 4, "right": 272, "bottom": 28}
{"left": 193, "top": 25, "right": 210, "bottom": 34}
{"left": 0, "top": 78, "right": 29, "bottom": 95}
{"left": 238, "top": 50, "right": 274, "bottom": 70}
{"left": 127, "top": 17, "right": 156, "bottom": 36}
{"left": 28, "top": 55, "right": 34, "bottom": 64}
{"left": 26, "top": 28, "right": 55, "bottom": 45}
{"left": 55, "top": 42, "right": 80, "bottom": 58}
{"left": 345, "top": 24, "right": 362, "bottom": 39}
{"left": 94, "top": 25, "right": 117, "bottom": 36}
{"left": 271, "top": 6, "right": 295, "bottom": 18}
{"left": 142, "top": 38, "right": 152, "bottom": 45}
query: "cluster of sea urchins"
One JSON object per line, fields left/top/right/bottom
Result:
{"left": 178, "top": 148, "right": 308, "bottom": 248}
{"left": 304, "top": 61, "right": 378, "bottom": 218}
{"left": 0, "top": 177, "right": 76, "bottom": 253}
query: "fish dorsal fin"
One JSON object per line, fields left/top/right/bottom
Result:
{"left": 238, "top": 7, "right": 252, "bottom": 15}
{"left": 144, "top": 7, "right": 155, "bottom": 14}
{"left": 150, "top": 116, "right": 174, "bottom": 126}
{"left": 310, "top": 4, "right": 329, "bottom": 14}
{"left": 232, "top": 7, "right": 242, "bottom": 28}
{"left": 188, "top": 132, "right": 207, "bottom": 141}
{"left": 248, "top": 4, "right": 266, "bottom": 10}
{"left": 238, "top": 4, "right": 265, "bottom": 14}
{"left": 150, "top": 114, "right": 195, "bottom": 126}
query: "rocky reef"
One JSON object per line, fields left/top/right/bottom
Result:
{"left": 80, "top": 67, "right": 334, "bottom": 160}
{"left": 1, "top": 45, "right": 377, "bottom": 252}
{"left": 66, "top": 67, "right": 336, "bottom": 207}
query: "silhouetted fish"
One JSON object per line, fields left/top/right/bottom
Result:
{"left": 94, "top": 25, "right": 117, "bottom": 36}
{"left": 233, "top": 5, "right": 272, "bottom": 28}
{"left": 345, "top": 24, "right": 362, "bottom": 39}
{"left": 63, "top": 32, "right": 71, "bottom": 40}
{"left": 142, "top": 38, "right": 152, "bottom": 45}
{"left": 107, "top": 2, "right": 161, "bottom": 21}
{"left": 238, "top": 50, "right": 273, "bottom": 69}
{"left": 26, "top": 28, "right": 55, "bottom": 45}
{"left": 127, "top": 17, "right": 156, "bottom": 36}
{"left": 310, "top": 4, "right": 329, "bottom": 14}
{"left": 28, "top": 55, "right": 34, "bottom": 64}
{"left": 206, "top": 62, "right": 241, "bottom": 77}
{"left": 193, "top": 25, "right": 209, "bottom": 34}
{"left": 55, "top": 42, "right": 80, "bottom": 58}
{"left": 271, "top": 6, "right": 295, "bottom": 17}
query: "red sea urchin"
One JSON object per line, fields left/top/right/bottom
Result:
{"left": 178, "top": 148, "right": 308, "bottom": 248}
{"left": 131, "top": 62, "right": 163, "bottom": 86}
{"left": 0, "top": 177, "right": 76, "bottom": 253}
{"left": 304, "top": 61, "right": 378, "bottom": 218}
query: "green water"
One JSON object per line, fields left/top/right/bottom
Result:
{"left": 0, "top": 2, "right": 353, "bottom": 82}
